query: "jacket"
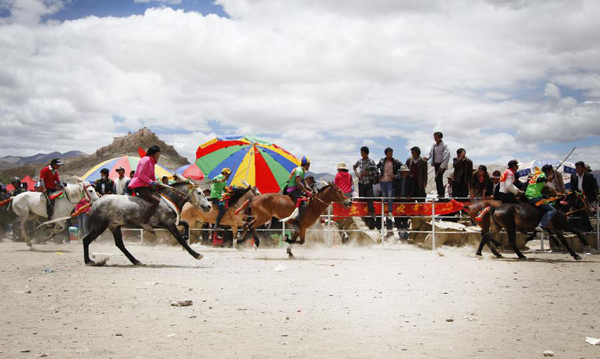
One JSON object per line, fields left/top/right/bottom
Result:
{"left": 394, "top": 175, "right": 415, "bottom": 199}
{"left": 377, "top": 157, "right": 402, "bottom": 182}
{"left": 40, "top": 165, "right": 61, "bottom": 190}
{"left": 427, "top": 141, "right": 450, "bottom": 169}
{"left": 406, "top": 156, "right": 428, "bottom": 189}
{"left": 453, "top": 157, "right": 473, "bottom": 185}
{"left": 128, "top": 156, "right": 157, "bottom": 189}
{"left": 570, "top": 172, "right": 599, "bottom": 202}
{"left": 95, "top": 178, "right": 115, "bottom": 195}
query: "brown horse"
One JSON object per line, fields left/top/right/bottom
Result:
{"left": 240, "top": 184, "right": 351, "bottom": 258}
{"left": 466, "top": 192, "right": 591, "bottom": 260}
{"left": 180, "top": 185, "right": 260, "bottom": 244}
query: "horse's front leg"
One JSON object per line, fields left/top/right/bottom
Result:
{"left": 166, "top": 224, "right": 202, "bottom": 260}
{"left": 21, "top": 215, "right": 32, "bottom": 248}
{"left": 179, "top": 220, "right": 190, "bottom": 241}
{"left": 553, "top": 230, "right": 582, "bottom": 260}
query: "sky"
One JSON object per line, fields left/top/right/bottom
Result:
{"left": 0, "top": 0, "right": 599, "bottom": 173}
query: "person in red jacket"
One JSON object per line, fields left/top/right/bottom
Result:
{"left": 39, "top": 158, "right": 64, "bottom": 218}
{"left": 334, "top": 162, "right": 354, "bottom": 197}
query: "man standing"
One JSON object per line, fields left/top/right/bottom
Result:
{"left": 210, "top": 168, "right": 232, "bottom": 231}
{"left": 95, "top": 168, "right": 115, "bottom": 195}
{"left": 394, "top": 165, "right": 414, "bottom": 238}
{"left": 490, "top": 170, "right": 502, "bottom": 199}
{"left": 125, "top": 170, "right": 135, "bottom": 195}
{"left": 569, "top": 161, "right": 597, "bottom": 232}
{"left": 452, "top": 148, "right": 473, "bottom": 198}
{"left": 353, "top": 146, "right": 377, "bottom": 229}
{"left": 114, "top": 167, "right": 129, "bottom": 195}
{"left": 377, "top": 147, "right": 402, "bottom": 218}
{"left": 406, "top": 146, "right": 427, "bottom": 199}
{"left": 424, "top": 132, "right": 450, "bottom": 198}
{"left": 39, "top": 158, "right": 64, "bottom": 218}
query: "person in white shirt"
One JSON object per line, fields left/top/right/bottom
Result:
{"left": 423, "top": 131, "right": 450, "bottom": 197}
{"left": 114, "top": 167, "right": 129, "bottom": 195}
{"left": 499, "top": 160, "right": 524, "bottom": 203}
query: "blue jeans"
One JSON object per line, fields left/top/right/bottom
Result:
{"left": 380, "top": 181, "right": 394, "bottom": 214}
{"left": 530, "top": 197, "right": 557, "bottom": 228}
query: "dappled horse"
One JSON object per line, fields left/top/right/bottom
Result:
{"left": 241, "top": 183, "right": 351, "bottom": 258}
{"left": 82, "top": 181, "right": 211, "bottom": 266}
{"left": 11, "top": 179, "right": 99, "bottom": 247}
{"left": 466, "top": 192, "right": 592, "bottom": 260}
{"left": 180, "top": 185, "right": 260, "bottom": 245}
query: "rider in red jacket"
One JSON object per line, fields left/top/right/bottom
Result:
{"left": 39, "top": 158, "right": 64, "bottom": 218}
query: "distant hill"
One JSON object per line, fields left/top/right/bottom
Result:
{"left": 0, "top": 151, "right": 87, "bottom": 170}
{"left": 307, "top": 171, "right": 335, "bottom": 183}
{"left": 0, "top": 128, "right": 189, "bottom": 181}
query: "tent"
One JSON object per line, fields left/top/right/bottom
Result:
{"left": 516, "top": 159, "right": 576, "bottom": 189}
{"left": 81, "top": 156, "right": 173, "bottom": 183}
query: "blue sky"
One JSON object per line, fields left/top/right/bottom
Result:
{"left": 47, "top": 0, "right": 227, "bottom": 21}
{"left": 1, "top": 0, "right": 599, "bottom": 173}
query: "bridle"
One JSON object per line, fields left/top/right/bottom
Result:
{"left": 563, "top": 192, "right": 589, "bottom": 217}
{"left": 64, "top": 183, "right": 95, "bottom": 204}
{"left": 310, "top": 185, "right": 348, "bottom": 207}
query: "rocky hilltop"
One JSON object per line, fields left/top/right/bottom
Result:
{"left": 0, "top": 128, "right": 189, "bottom": 181}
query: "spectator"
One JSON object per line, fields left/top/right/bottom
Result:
{"left": 75, "top": 198, "right": 91, "bottom": 238}
{"left": 406, "top": 146, "right": 427, "bottom": 199}
{"left": 334, "top": 163, "right": 353, "bottom": 197}
{"left": 9, "top": 177, "right": 27, "bottom": 196}
{"left": 161, "top": 176, "right": 170, "bottom": 185}
{"left": 470, "top": 165, "right": 490, "bottom": 199}
{"left": 545, "top": 166, "right": 566, "bottom": 194}
{"left": 452, "top": 148, "right": 473, "bottom": 198}
{"left": 377, "top": 147, "right": 402, "bottom": 217}
{"left": 394, "top": 165, "right": 414, "bottom": 238}
{"left": 569, "top": 161, "right": 597, "bottom": 233}
{"left": 424, "top": 132, "right": 450, "bottom": 197}
{"left": 444, "top": 174, "right": 454, "bottom": 198}
{"left": 95, "top": 168, "right": 115, "bottom": 195}
{"left": 125, "top": 170, "right": 135, "bottom": 195}
{"left": 491, "top": 170, "right": 502, "bottom": 200}
{"left": 499, "top": 160, "right": 523, "bottom": 204}
{"left": 114, "top": 167, "right": 129, "bottom": 195}
{"left": 353, "top": 146, "right": 377, "bottom": 229}
{"left": 305, "top": 175, "right": 317, "bottom": 192}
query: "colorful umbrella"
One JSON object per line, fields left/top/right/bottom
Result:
{"left": 81, "top": 156, "right": 173, "bottom": 183}
{"left": 196, "top": 136, "right": 300, "bottom": 193}
{"left": 174, "top": 163, "right": 205, "bottom": 181}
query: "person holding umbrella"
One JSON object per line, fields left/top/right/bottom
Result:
{"left": 210, "top": 168, "right": 232, "bottom": 231}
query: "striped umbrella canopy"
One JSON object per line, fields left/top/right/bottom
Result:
{"left": 81, "top": 156, "right": 172, "bottom": 183}
{"left": 196, "top": 136, "right": 300, "bottom": 193}
{"left": 174, "top": 163, "right": 205, "bottom": 181}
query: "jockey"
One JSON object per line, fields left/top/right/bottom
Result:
{"left": 210, "top": 168, "right": 232, "bottom": 231}
{"left": 10, "top": 177, "right": 27, "bottom": 196}
{"left": 525, "top": 165, "right": 557, "bottom": 231}
{"left": 128, "top": 146, "right": 161, "bottom": 233}
{"left": 498, "top": 160, "right": 524, "bottom": 204}
{"left": 286, "top": 155, "right": 312, "bottom": 227}
{"left": 39, "top": 158, "right": 64, "bottom": 218}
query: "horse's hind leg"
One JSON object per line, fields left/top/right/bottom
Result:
{"left": 110, "top": 227, "right": 142, "bottom": 265}
{"left": 166, "top": 224, "right": 202, "bottom": 260}
{"left": 83, "top": 222, "right": 109, "bottom": 265}
{"left": 553, "top": 230, "right": 582, "bottom": 260}
{"left": 179, "top": 220, "right": 190, "bottom": 241}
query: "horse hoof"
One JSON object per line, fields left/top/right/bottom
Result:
{"left": 518, "top": 256, "right": 527, "bottom": 260}
{"left": 194, "top": 253, "right": 204, "bottom": 260}
{"left": 85, "top": 260, "right": 96, "bottom": 266}
{"left": 26, "top": 241, "right": 32, "bottom": 248}
{"left": 288, "top": 254, "right": 295, "bottom": 259}
{"left": 574, "top": 255, "right": 583, "bottom": 261}
{"left": 475, "top": 252, "right": 482, "bottom": 256}
{"left": 495, "top": 254, "right": 503, "bottom": 259}
{"left": 133, "top": 261, "right": 145, "bottom": 266}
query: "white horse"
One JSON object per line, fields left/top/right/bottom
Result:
{"left": 11, "top": 179, "right": 99, "bottom": 247}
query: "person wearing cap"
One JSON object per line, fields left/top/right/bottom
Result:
{"left": 114, "top": 167, "right": 129, "bottom": 195}
{"left": 424, "top": 132, "right": 450, "bottom": 197}
{"left": 470, "top": 165, "right": 490, "bottom": 199}
{"left": 210, "top": 168, "right": 232, "bottom": 231}
{"left": 9, "top": 177, "right": 26, "bottom": 197}
{"left": 452, "top": 148, "right": 473, "bottom": 199}
{"left": 525, "top": 165, "right": 557, "bottom": 232}
{"left": 499, "top": 160, "right": 524, "bottom": 204}
{"left": 128, "top": 145, "right": 162, "bottom": 233}
{"left": 95, "top": 168, "right": 115, "bottom": 195}
{"left": 39, "top": 158, "right": 64, "bottom": 218}
{"left": 286, "top": 155, "right": 312, "bottom": 227}
{"left": 377, "top": 148, "right": 402, "bottom": 218}
{"left": 334, "top": 162, "right": 353, "bottom": 197}
{"left": 444, "top": 174, "right": 454, "bottom": 198}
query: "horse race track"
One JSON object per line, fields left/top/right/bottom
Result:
{"left": 1, "top": 240, "right": 599, "bottom": 358}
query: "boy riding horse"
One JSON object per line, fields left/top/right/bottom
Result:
{"left": 525, "top": 164, "right": 557, "bottom": 232}
{"left": 286, "top": 155, "right": 312, "bottom": 230}
{"left": 210, "top": 167, "right": 232, "bottom": 231}
{"left": 39, "top": 158, "right": 64, "bottom": 218}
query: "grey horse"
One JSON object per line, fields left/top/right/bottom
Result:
{"left": 82, "top": 181, "right": 211, "bottom": 266}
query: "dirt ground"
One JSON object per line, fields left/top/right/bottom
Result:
{"left": 1, "top": 238, "right": 600, "bottom": 359}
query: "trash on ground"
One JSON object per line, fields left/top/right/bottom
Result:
{"left": 171, "top": 300, "right": 193, "bottom": 307}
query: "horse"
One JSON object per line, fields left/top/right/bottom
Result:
{"left": 11, "top": 179, "right": 99, "bottom": 247}
{"left": 82, "top": 181, "right": 211, "bottom": 266}
{"left": 466, "top": 192, "right": 592, "bottom": 260}
{"left": 180, "top": 185, "right": 260, "bottom": 246}
{"left": 240, "top": 183, "right": 351, "bottom": 258}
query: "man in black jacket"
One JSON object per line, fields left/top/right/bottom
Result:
{"left": 95, "top": 168, "right": 115, "bottom": 195}
{"left": 569, "top": 161, "right": 597, "bottom": 232}
{"left": 377, "top": 147, "right": 402, "bottom": 218}
{"left": 393, "top": 165, "right": 414, "bottom": 238}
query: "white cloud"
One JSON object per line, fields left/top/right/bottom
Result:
{"left": 134, "top": 0, "right": 182, "bottom": 5}
{"left": 0, "top": 0, "right": 599, "bottom": 173}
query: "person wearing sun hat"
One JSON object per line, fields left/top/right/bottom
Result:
{"left": 334, "top": 162, "right": 354, "bottom": 197}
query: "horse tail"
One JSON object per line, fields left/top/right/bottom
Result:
{"left": 280, "top": 208, "right": 299, "bottom": 223}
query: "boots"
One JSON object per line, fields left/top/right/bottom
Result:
{"left": 213, "top": 205, "right": 227, "bottom": 231}
{"left": 140, "top": 201, "right": 159, "bottom": 234}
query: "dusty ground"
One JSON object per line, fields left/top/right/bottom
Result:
{"left": 1, "top": 238, "right": 600, "bottom": 358}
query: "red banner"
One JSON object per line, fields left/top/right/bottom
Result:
{"left": 332, "top": 200, "right": 467, "bottom": 220}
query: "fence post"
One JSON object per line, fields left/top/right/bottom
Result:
{"left": 431, "top": 198, "right": 436, "bottom": 250}
{"left": 327, "top": 205, "right": 332, "bottom": 247}
{"left": 380, "top": 197, "right": 386, "bottom": 245}
{"left": 140, "top": 228, "right": 144, "bottom": 244}
{"left": 540, "top": 231, "right": 545, "bottom": 252}
{"left": 282, "top": 219, "right": 286, "bottom": 248}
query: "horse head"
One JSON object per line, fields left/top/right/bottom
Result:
{"left": 188, "top": 181, "right": 211, "bottom": 212}
{"left": 562, "top": 191, "right": 590, "bottom": 215}
{"left": 74, "top": 177, "right": 99, "bottom": 202}
{"left": 318, "top": 182, "right": 352, "bottom": 208}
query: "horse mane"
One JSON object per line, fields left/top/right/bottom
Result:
{"left": 228, "top": 186, "right": 252, "bottom": 204}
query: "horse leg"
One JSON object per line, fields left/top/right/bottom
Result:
{"left": 507, "top": 227, "right": 526, "bottom": 260}
{"left": 110, "top": 227, "right": 142, "bottom": 265}
{"left": 551, "top": 230, "right": 582, "bottom": 260}
{"left": 564, "top": 224, "right": 591, "bottom": 249}
{"left": 286, "top": 232, "right": 300, "bottom": 258}
{"left": 179, "top": 220, "right": 190, "bottom": 242}
{"left": 476, "top": 232, "right": 489, "bottom": 256}
{"left": 166, "top": 224, "right": 203, "bottom": 260}
{"left": 83, "top": 222, "right": 109, "bottom": 265}
{"left": 20, "top": 215, "right": 32, "bottom": 248}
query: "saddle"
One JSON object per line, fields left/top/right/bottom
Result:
{"left": 295, "top": 197, "right": 308, "bottom": 208}
{"left": 49, "top": 191, "right": 64, "bottom": 201}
